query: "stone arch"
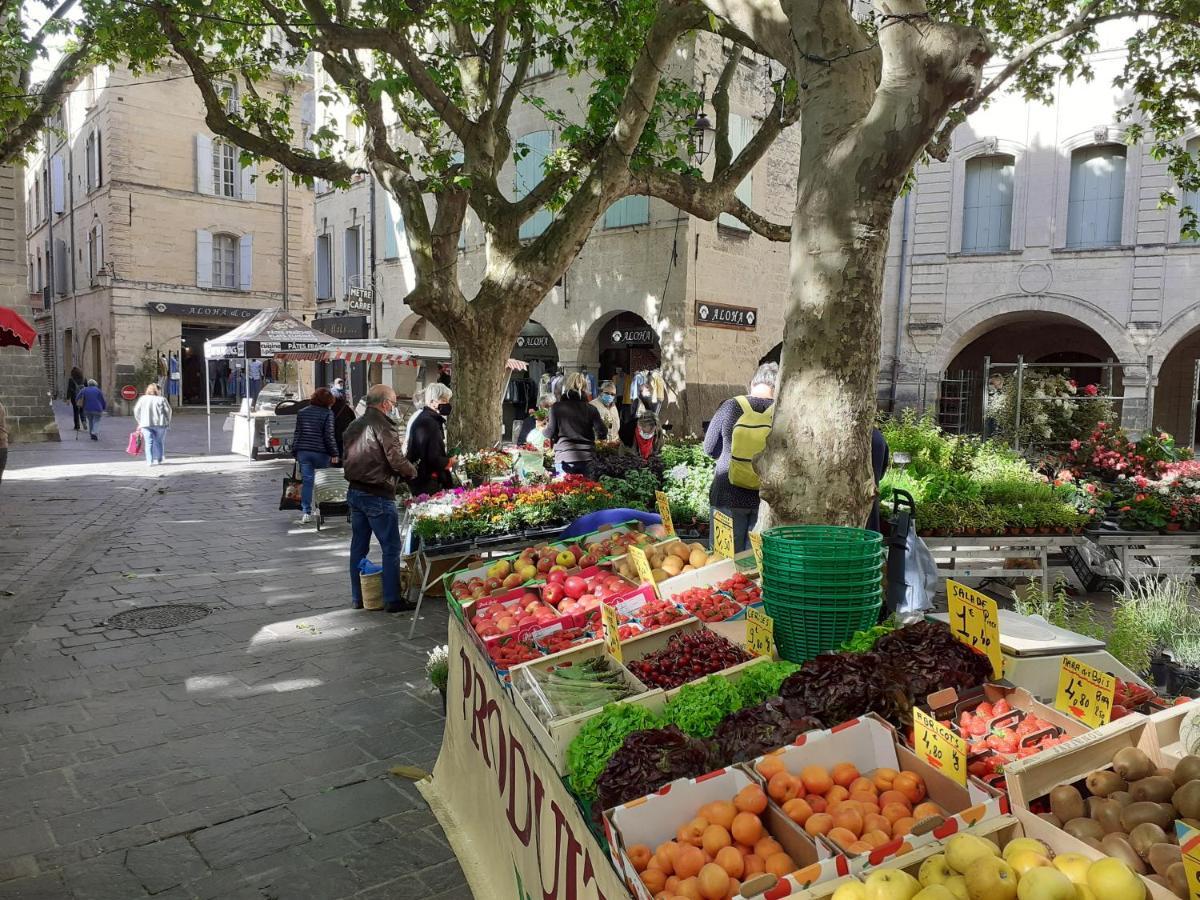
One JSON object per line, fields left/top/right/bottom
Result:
{"left": 1149, "top": 310, "right": 1200, "bottom": 443}
{"left": 393, "top": 314, "right": 444, "bottom": 342}
{"left": 1149, "top": 307, "right": 1200, "bottom": 376}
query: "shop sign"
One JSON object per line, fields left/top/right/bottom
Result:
{"left": 608, "top": 327, "right": 655, "bottom": 346}
{"left": 696, "top": 302, "right": 757, "bottom": 330}
{"left": 515, "top": 335, "right": 551, "bottom": 349}
{"left": 1054, "top": 656, "right": 1115, "bottom": 728}
{"left": 712, "top": 510, "right": 734, "bottom": 559}
{"left": 748, "top": 531, "right": 763, "bottom": 573}
{"left": 654, "top": 491, "right": 674, "bottom": 537}
{"left": 913, "top": 706, "right": 967, "bottom": 786}
{"left": 346, "top": 287, "right": 374, "bottom": 312}
{"left": 146, "top": 302, "right": 258, "bottom": 320}
{"left": 1174, "top": 821, "right": 1200, "bottom": 900}
{"left": 946, "top": 579, "right": 1003, "bottom": 679}
{"left": 628, "top": 545, "right": 658, "bottom": 598}
{"left": 314, "top": 315, "right": 369, "bottom": 340}
{"left": 600, "top": 602, "right": 622, "bottom": 663}
{"left": 745, "top": 607, "right": 774, "bottom": 658}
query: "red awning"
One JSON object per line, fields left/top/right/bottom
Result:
{"left": 0, "top": 306, "right": 36, "bottom": 350}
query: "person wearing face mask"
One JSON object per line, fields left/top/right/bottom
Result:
{"left": 546, "top": 372, "right": 607, "bottom": 475}
{"left": 407, "top": 382, "right": 457, "bottom": 495}
{"left": 590, "top": 380, "right": 620, "bottom": 442}
{"left": 631, "top": 409, "right": 663, "bottom": 461}
{"left": 342, "top": 385, "right": 418, "bottom": 612}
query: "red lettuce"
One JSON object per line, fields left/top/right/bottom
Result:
{"left": 779, "top": 652, "right": 913, "bottom": 729}
{"left": 595, "top": 726, "right": 717, "bottom": 811}
{"left": 870, "top": 620, "right": 995, "bottom": 701}
{"left": 711, "top": 699, "right": 821, "bottom": 764}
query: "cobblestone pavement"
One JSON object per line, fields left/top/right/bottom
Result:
{"left": 0, "top": 404, "right": 467, "bottom": 899}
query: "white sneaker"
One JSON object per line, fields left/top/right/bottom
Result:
{"left": 299, "top": 514, "right": 312, "bottom": 525}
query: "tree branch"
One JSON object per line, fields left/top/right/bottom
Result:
{"left": 633, "top": 167, "right": 790, "bottom": 241}
{"left": 712, "top": 45, "right": 742, "bottom": 172}
{"left": 497, "top": 20, "right": 534, "bottom": 128}
{"left": 0, "top": 40, "right": 90, "bottom": 166}
{"left": 694, "top": 0, "right": 797, "bottom": 73}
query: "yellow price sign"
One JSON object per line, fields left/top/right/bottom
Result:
{"left": 745, "top": 606, "right": 774, "bottom": 658}
{"left": 655, "top": 491, "right": 675, "bottom": 537}
{"left": 1175, "top": 822, "right": 1200, "bottom": 900}
{"left": 1055, "top": 656, "right": 1115, "bottom": 728}
{"left": 946, "top": 580, "right": 1003, "bottom": 679}
{"left": 712, "top": 511, "right": 735, "bottom": 559}
{"left": 601, "top": 602, "right": 623, "bottom": 663}
{"left": 913, "top": 707, "right": 967, "bottom": 786}
{"left": 627, "top": 545, "right": 659, "bottom": 598}
{"left": 748, "top": 531, "right": 763, "bottom": 573}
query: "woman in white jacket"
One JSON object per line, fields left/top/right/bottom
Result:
{"left": 133, "top": 384, "right": 173, "bottom": 465}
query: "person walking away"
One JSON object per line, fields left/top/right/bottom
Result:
{"left": 78, "top": 379, "right": 107, "bottom": 441}
{"left": 133, "top": 384, "right": 173, "bottom": 465}
{"left": 0, "top": 400, "right": 8, "bottom": 483}
{"left": 631, "top": 410, "right": 664, "bottom": 462}
{"left": 66, "top": 367, "right": 85, "bottom": 431}
{"left": 342, "top": 385, "right": 418, "bottom": 612}
{"left": 331, "top": 393, "right": 357, "bottom": 461}
{"left": 591, "top": 380, "right": 620, "bottom": 444}
{"left": 517, "top": 392, "right": 555, "bottom": 447}
{"left": 703, "top": 362, "right": 777, "bottom": 552}
{"left": 546, "top": 372, "right": 607, "bottom": 475}
{"left": 248, "top": 358, "right": 264, "bottom": 402}
{"left": 407, "top": 383, "right": 455, "bottom": 495}
{"left": 291, "top": 387, "right": 339, "bottom": 525}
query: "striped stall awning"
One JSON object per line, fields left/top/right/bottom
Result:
{"left": 272, "top": 339, "right": 527, "bottom": 371}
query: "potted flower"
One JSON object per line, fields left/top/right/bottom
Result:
{"left": 1164, "top": 630, "right": 1200, "bottom": 697}
{"left": 1117, "top": 491, "right": 1168, "bottom": 532}
{"left": 426, "top": 644, "right": 450, "bottom": 712}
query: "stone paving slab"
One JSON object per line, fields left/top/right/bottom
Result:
{"left": 0, "top": 404, "right": 469, "bottom": 898}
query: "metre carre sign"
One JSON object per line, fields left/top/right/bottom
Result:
{"left": 346, "top": 287, "right": 373, "bottom": 313}
{"left": 695, "top": 302, "right": 757, "bottom": 330}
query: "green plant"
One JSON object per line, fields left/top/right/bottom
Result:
{"left": 598, "top": 468, "right": 659, "bottom": 511}
{"left": 1168, "top": 630, "right": 1200, "bottom": 669}
{"left": 1122, "top": 576, "right": 1199, "bottom": 654}
{"left": 992, "top": 371, "right": 1115, "bottom": 450}
{"left": 1013, "top": 577, "right": 1105, "bottom": 641}
{"left": 425, "top": 644, "right": 450, "bottom": 691}
{"left": 1107, "top": 602, "right": 1154, "bottom": 677}
{"left": 133, "top": 348, "right": 160, "bottom": 391}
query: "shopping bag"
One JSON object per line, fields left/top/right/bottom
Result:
{"left": 279, "top": 464, "right": 303, "bottom": 510}
{"left": 125, "top": 430, "right": 143, "bottom": 456}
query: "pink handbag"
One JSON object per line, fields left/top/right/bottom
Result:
{"left": 126, "top": 430, "right": 143, "bottom": 456}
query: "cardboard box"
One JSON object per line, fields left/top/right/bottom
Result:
{"left": 618, "top": 619, "right": 771, "bottom": 700}
{"left": 746, "top": 715, "right": 1006, "bottom": 874}
{"left": 1145, "top": 697, "right": 1200, "bottom": 763}
{"left": 603, "top": 766, "right": 846, "bottom": 900}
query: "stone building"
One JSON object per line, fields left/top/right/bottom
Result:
{"left": 24, "top": 61, "right": 315, "bottom": 413}
{"left": 0, "top": 164, "right": 57, "bottom": 442}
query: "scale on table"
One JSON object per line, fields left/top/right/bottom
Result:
{"left": 929, "top": 608, "right": 1143, "bottom": 700}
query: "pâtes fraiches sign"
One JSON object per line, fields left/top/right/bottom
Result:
{"left": 695, "top": 302, "right": 757, "bottom": 330}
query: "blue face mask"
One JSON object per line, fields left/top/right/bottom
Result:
{"left": 600, "top": 394, "right": 615, "bottom": 406}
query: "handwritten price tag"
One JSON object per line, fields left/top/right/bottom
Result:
{"left": 1175, "top": 821, "right": 1200, "bottom": 900}
{"left": 601, "top": 602, "right": 623, "bottom": 664}
{"left": 748, "top": 531, "right": 763, "bottom": 573}
{"left": 1055, "top": 656, "right": 1115, "bottom": 728}
{"left": 712, "top": 511, "right": 735, "bottom": 559}
{"left": 913, "top": 706, "right": 967, "bottom": 786}
{"left": 655, "top": 491, "right": 675, "bottom": 537}
{"left": 627, "top": 545, "right": 659, "bottom": 598}
{"left": 946, "top": 580, "right": 1003, "bottom": 679}
{"left": 745, "top": 607, "right": 774, "bottom": 658}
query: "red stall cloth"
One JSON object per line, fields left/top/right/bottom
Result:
{"left": 0, "top": 306, "right": 35, "bottom": 349}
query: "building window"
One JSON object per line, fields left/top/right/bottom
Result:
{"left": 85, "top": 130, "right": 103, "bottom": 191}
{"left": 604, "top": 195, "right": 650, "bottom": 229}
{"left": 212, "top": 141, "right": 238, "bottom": 198}
{"left": 515, "top": 130, "right": 552, "bottom": 239}
{"left": 344, "top": 226, "right": 362, "bottom": 289}
{"left": 87, "top": 222, "right": 103, "bottom": 283}
{"left": 35, "top": 253, "right": 42, "bottom": 291}
{"left": 1182, "top": 137, "right": 1200, "bottom": 244}
{"left": 316, "top": 234, "right": 332, "bottom": 300}
{"left": 718, "top": 114, "right": 754, "bottom": 232}
{"left": 216, "top": 80, "right": 239, "bottom": 115}
{"left": 961, "top": 154, "right": 1014, "bottom": 253}
{"left": 1067, "top": 145, "right": 1126, "bottom": 249}
{"left": 213, "top": 233, "right": 238, "bottom": 288}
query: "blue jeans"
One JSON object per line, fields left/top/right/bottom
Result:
{"left": 86, "top": 412, "right": 102, "bottom": 437}
{"left": 142, "top": 426, "right": 167, "bottom": 463}
{"left": 347, "top": 489, "right": 402, "bottom": 609}
{"left": 712, "top": 505, "right": 758, "bottom": 554}
{"left": 295, "top": 450, "right": 331, "bottom": 514}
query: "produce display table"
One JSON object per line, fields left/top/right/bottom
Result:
{"left": 1088, "top": 529, "right": 1200, "bottom": 584}
{"left": 921, "top": 535, "right": 1085, "bottom": 597}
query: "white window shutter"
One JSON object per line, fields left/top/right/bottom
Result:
{"left": 50, "top": 156, "right": 65, "bottom": 214}
{"left": 240, "top": 162, "right": 256, "bottom": 201}
{"left": 238, "top": 234, "right": 253, "bottom": 291}
{"left": 96, "top": 224, "right": 104, "bottom": 270}
{"left": 196, "top": 230, "right": 213, "bottom": 288}
{"left": 719, "top": 115, "right": 752, "bottom": 231}
{"left": 195, "top": 134, "right": 214, "bottom": 194}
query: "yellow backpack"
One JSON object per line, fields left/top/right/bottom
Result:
{"left": 729, "top": 396, "right": 774, "bottom": 489}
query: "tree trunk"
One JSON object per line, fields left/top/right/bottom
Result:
{"left": 443, "top": 309, "right": 524, "bottom": 451}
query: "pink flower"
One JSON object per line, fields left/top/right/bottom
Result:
{"left": 1083, "top": 384, "right": 1099, "bottom": 396}
{"left": 1070, "top": 439, "right": 1081, "bottom": 451}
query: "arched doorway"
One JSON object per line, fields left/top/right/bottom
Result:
{"left": 504, "top": 321, "right": 559, "bottom": 439}
{"left": 594, "top": 311, "right": 662, "bottom": 425}
{"left": 1153, "top": 328, "right": 1200, "bottom": 446}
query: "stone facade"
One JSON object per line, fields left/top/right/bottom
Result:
{"left": 0, "top": 164, "right": 58, "bottom": 442}
{"left": 24, "top": 62, "right": 315, "bottom": 414}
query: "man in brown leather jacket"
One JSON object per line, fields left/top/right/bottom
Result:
{"left": 342, "top": 384, "right": 418, "bottom": 612}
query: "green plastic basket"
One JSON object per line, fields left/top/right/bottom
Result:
{"left": 761, "top": 525, "right": 883, "bottom": 554}
{"left": 762, "top": 571, "right": 883, "bottom": 592}
{"left": 765, "top": 596, "right": 883, "bottom": 663}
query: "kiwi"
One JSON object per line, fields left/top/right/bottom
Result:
{"left": 1064, "top": 817, "right": 1105, "bottom": 842}
{"left": 1149, "top": 842, "right": 1183, "bottom": 877}
{"left": 1173, "top": 779, "right": 1200, "bottom": 819}
{"left": 1082, "top": 836, "right": 1107, "bottom": 853}
{"left": 1129, "top": 821, "right": 1169, "bottom": 858}
{"left": 1110, "top": 790, "right": 1134, "bottom": 807}
{"left": 1113, "top": 746, "right": 1156, "bottom": 782}
{"left": 1122, "top": 800, "right": 1177, "bottom": 832}
{"left": 1168, "top": 861, "right": 1190, "bottom": 899}
{"left": 1038, "top": 812, "right": 1062, "bottom": 829}
{"left": 1131, "top": 774, "right": 1177, "bottom": 803}
{"left": 1155, "top": 766, "right": 1177, "bottom": 779}
{"left": 1102, "top": 833, "right": 1148, "bottom": 874}
{"left": 1050, "top": 784, "right": 1086, "bottom": 823}
{"left": 1173, "top": 754, "right": 1200, "bottom": 787}
{"left": 1089, "top": 797, "right": 1125, "bottom": 835}
{"left": 1086, "top": 769, "right": 1127, "bottom": 797}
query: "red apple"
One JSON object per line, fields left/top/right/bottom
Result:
{"left": 543, "top": 583, "right": 565, "bottom": 605}
{"left": 547, "top": 570, "right": 567, "bottom": 586}
{"left": 536, "top": 557, "right": 553, "bottom": 573}
{"left": 502, "top": 574, "right": 523, "bottom": 589}
{"left": 564, "top": 576, "right": 587, "bottom": 600}
{"left": 579, "top": 594, "right": 599, "bottom": 609}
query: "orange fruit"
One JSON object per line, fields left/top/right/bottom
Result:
{"left": 848, "top": 840, "right": 873, "bottom": 854}
{"left": 728, "top": 878, "right": 742, "bottom": 900}
{"left": 701, "top": 825, "right": 731, "bottom": 858}
{"left": 804, "top": 812, "right": 833, "bottom": 836}
{"left": 831, "top": 807, "right": 864, "bottom": 837}
{"left": 734, "top": 843, "right": 754, "bottom": 857}
{"left": 806, "top": 794, "right": 827, "bottom": 813}
{"left": 674, "top": 844, "right": 705, "bottom": 880}
{"left": 801, "top": 765, "right": 833, "bottom": 796}
{"left": 666, "top": 876, "right": 680, "bottom": 893}
{"left": 715, "top": 846, "right": 744, "bottom": 879}
{"left": 912, "top": 801, "right": 941, "bottom": 821}
{"left": 743, "top": 854, "right": 765, "bottom": 876}
{"left": 892, "top": 816, "right": 916, "bottom": 837}
{"left": 826, "top": 785, "right": 850, "bottom": 804}
{"left": 849, "top": 776, "right": 877, "bottom": 796}
{"left": 873, "top": 767, "right": 899, "bottom": 792}
{"left": 849, "top": 789, "right": 878, "bottom": 807}
{"left": 708, "top": 801, "right": 738, "bottom": 830}
{"left": 629, "top": 844, "right": 652, "bottom": 872}
{"left": 863, "top": 813, "right": 891, "bottom": 836}
{"left": 879, "top": 790, "right": 912, "bottom": 811}
{"left": 652, "top": 843, "right": 676, "bottom": 875}
{"left": 756, "top": 756, "right": 786, "bottom": 781}
{"left": 678, "top": 817, "right": 708, "bottom": 847}
{"left": 893, "top": 772, "right": 927, "bottom": 805}
{"left": 764, "top": 852, "right": 796, "bottom": 877}
{"left": 676, "top": 876, "right": 702, "bottom": 900}
{"left": 697, "top": 862, "right": 730, "bottom": 900}
{"left": 827, "top": 827, "right": 858, "bottom": 850}
{"left": 881, "top": 802, "right": 911, "bottom": 824}
{"left": 862, "top": 829, "right": 891, "bottom": 849}
{"left": 734, "top": 785, "right": 767, "bottom": 816}
{"left": 642, "top": 868, "right": 667, "bottom": 893}
{"left": 754, "top": 836, "right": 783, "bottom": 859}
{"left": 831, "top": 762, "right": 860, "bottom": 788}
{"left": 730, "top": 812, "right": 763, "bottom": 847}
{"left": 782, "top": 797, "right": 813, "bottom": 825}
{"left": 767, "top": 772, "right": 798, "bottom": 804}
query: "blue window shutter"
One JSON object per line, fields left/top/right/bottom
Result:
{"left": 1067, "top": 146, "right": 1126, "bottom": 248}
{"left": 962, "top": 155, "right": 1014, "bottom": 253}
{"left": 383, "top": 193, "right": 404, "bottom": 258}
{"left": 719, "top": 115, "right": 753, "bottom": 231}
{"left": 196, "top": 230, "right": 213, "bottom": 288}
{"left": 1183, "top": 138, "right": 1200, "bottom": 243}
{"left": 515, "top": 131, "right": 552, "bottom": 239}
{"left": 604, "top": 195, "right": 649, "bottom": 229}
{"left": 238, "top": 234, "right": 253, "bottom": 291}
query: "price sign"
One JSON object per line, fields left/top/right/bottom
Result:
{"left": 1174, "top": 821, "right": 1200, "bottom": 900}
{"left": 601, "top": 602, "right": 623, "bottom": 664}
{"left": 748, "top": 531, "right": 763, "bottom": 573}
{"left": 655, "top": 491, "right": 675, "bottom": 537}
{"left": 745, "top": 607, "right": 774, "bottom": 658}
{"left": 627, "top": 545, "right": 659, "bottom": 598}
{"left": 946, "top": 580, "right": 1003, "bottom": 679}
{"left": 712, "top": 511, "right": 735, "bottom": 559}
{"left": 913, "top": 707, "right": 967, "bottom": 786}
{"left": 1055, "top": 656, "right": 1115, "bottom": 728}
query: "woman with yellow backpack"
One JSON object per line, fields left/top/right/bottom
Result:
{"left": 702, "top": 362, "right": 777, "bottom": 552}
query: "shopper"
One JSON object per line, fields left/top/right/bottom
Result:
{"left": 407, "top": 383, "right": 455, "bottom": 495}
{"left": 868, "top": 426, "right": 890, "bottom": 532}
{"left": 630, "top": 409, "right": 664, "bottom": 462}
{"left": 703, "top": 362, "right": 777, "bottom": 552}
{"left": 342, "top": 384, "right": 418, "bottom": 612}
{"left": 133, "top": 384, "right": 173, "bottom": 466}
{"left": 546, "top": 372, "right": 607, "bottom": 475}
{"left": 331, "top": 377, "right": 346, "bottom": 399}
{"left": 248, "top": 358, "right": 264, "bottom": 402}
{"left": 66, "top": 367, "right": 85, "bottom": 431}
{"left": 403, "top": 387, "right": 424, "bottom": 450}
{"left": 291, "top": 387, "right": 340, "bottom": 525}
{"left": 331, "top": 393, "right": 357, "bottom": 460}
{"left": 0, "top": 400, "right": 8, "bottom": 484}
{"left": 78, "top": 379, "right": 107, "bottom": 441}
{"left": 590, "top": 380, "right": 620, "bottom": 443}
{"left": 517, "top": 393, "right": 555, "bottom": 447}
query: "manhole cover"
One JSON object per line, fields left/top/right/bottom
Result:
{"left": 106, "top": 604, "right": 212, "bottom": 630}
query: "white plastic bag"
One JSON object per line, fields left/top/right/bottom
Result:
{"left": 899, "top": 530, "right": 939, "bottom": 618}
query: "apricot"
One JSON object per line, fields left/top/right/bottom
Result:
{"left": 678, "top": 817, "right": 708, "bottom": 847}
{"left": 873, "top": 767, "right": 899, "bottom": 792}
{"left": 756, "top": 756, "right": 786, "bottom": 781}
{"left": 666, "top": 876, "right": 680, "bottom": 893}
{"left": 764, "top": 852, "right": 797, "bottom": 877}
{"left": 652, "top": 845, "right": 675, "bottom": 875}
{"left": 743, "top": 854, "right": 765, "bottom": 876}
{"left": 697, "top": 862, "right": 730, "bottom": 900}
{"left": 675, "top": 876, "right": 702, "bottom": 900}
{"left": 849, "top": 776, "right": 877, "bottom": 796}
{"left": 863, "top": 813, "right": 892, "bottom": 836}
{"left": 782, "top": 797, "right": 813, "bottom": 826}
{"left": 847, "top": 840, "right": 873, "bottom": 854}
{"left": 892, "top": 816, "right": 916, "bottom": 837}
{"left": 754, "top": 836, "right": 783, "bottom": 859}
{"left": 831, "top": 807, "right": 864, "bottom": 837}
{"left": 912, "top": 801, "right": 941, "bottom": 821}
{"left": 881, "top": 802, "right": 912, "bottom": 824}
{"left": 800, "top": 765, "right": 833, "bottom": 796}
{"left": 734, "top": 785, "right": 767, "bottom": 815}
{"left": 767, "top": 771, "right": 798, "bottom": 804}
{"left": 826, "top": 784, "right": 850, "bottom": 804}
{"left": 879, "top": 790, "right": 912, "bottom": 811}
{"left": 893, "top": 771, "right": 927, "bottom": 804}
{"left": 831, "top": 762, "right": 860, "bottom": 788}
{"left": 859, "top": 801, "right": 881, "bottom": 817}
{"left": 849, "top": 789, "right": 879, "bottom": 807}
{"left": 827, "top": 826, "right": 859, "bottom": 850}
{"left": 730, "top": 812, "right": 763, "bottom": 847}
{"left": 642, "top": 868, "right": 667, "bottom": 893}
{"left": 629, "top": 844, "right": 653, "bottom": 873}
{"left": 715, "top": 846, "right": 744, "bottom": 879}
{"left": 804, "top": 812, "right": 833, "bottom": 836}
{"left": 862, "top": 829, "right": 891, "bottom": 849}
{"left": 701, "top": 825, "right": 731, "bottom": 857}
{"left": 806, "top": 794, "right": 827, "bottom": 813}
{"left": 674, "top": 844, "right": 705, "bottom": 880}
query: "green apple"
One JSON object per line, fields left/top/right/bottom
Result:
{"left": 831, "top": 883, "right": 868, "bottom": 900}
{"left": 942, "top": 876, "right": 969, "bottom": 900}
{"left": 964, "top": 856, "right": 1017, "bottom": 900}
{"left": 945, "top": 834, "right": 1000, "bottom": 875}
{"left": 914, "top": 887, "right": 957, "bottom": 900}
{"left": 1051, "top": 854, "right": 1092, "bottom": 886}
{"left": 1017, "top": 867, "right": 1076, "bottom": 900}
{"left": 1007, "top": 850, "right": 1052, "bottom": 878}
{"left": 1002, "top": 838, "right": 1050, "bottom": 862}
{"left": 555, "top": 550, "right": 576, "bottom": 567}
{"left": 1084, "top": 858, "right": 1145, "bottom": 900}
{"left": 487, "top": 559, "right": 511, "bottom": 579}
{"left": 864, "top": 868, "right": 922, "bottom": 900}
{"left": 919, "top": 855, "right": 954, "bottom": 887}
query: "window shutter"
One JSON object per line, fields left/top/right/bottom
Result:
{"left": 96, "top": 130, "right": 103, "bottom": 187}
{"left": 299, "top": 92, "right": 315, "bottom": 131}
{"left": 238, "top": 234, "right": 253, "bottom": 291}
{"left": 50, "top": 156, "right": 65, "bottom": 214}
{"left": 195, "top": 134, "right": 214, "bottom": 194}
{"left": 1183, "top": 139, "right": 1200, "bottom": 243}
{"left": 240, "top": 161, "right": 256, "bottom": 201}
{"left": 604, "top": 195, "right": 650, "bottom": 229}
{"left": 383, "top": 194, "right": 404, "bottom": 259}
{"left": 1067, "top": 146, "right": 1126, "bottom": 248}
{"left": 962, "top": 155, "right": 1014, "bottom": 253}
{"left": 316, "top": 235, "right": 332, "bottom": 298}
{"left": 95, "top": 224, "right": 104, "bottom": 271}
{"left": 719, "top": 115, "right": 753, "bottom": 231}
{"left": 53, "top": 238, "right": 68, "bottom": 293}
{"left": 85, "top": 133, "right": 94, "bottom": 191}
{"left": 196, "top": 230, "right": 213, "bottom": 288}
{"left": 515, "top": 131, "right": 552, "bottom": 239}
